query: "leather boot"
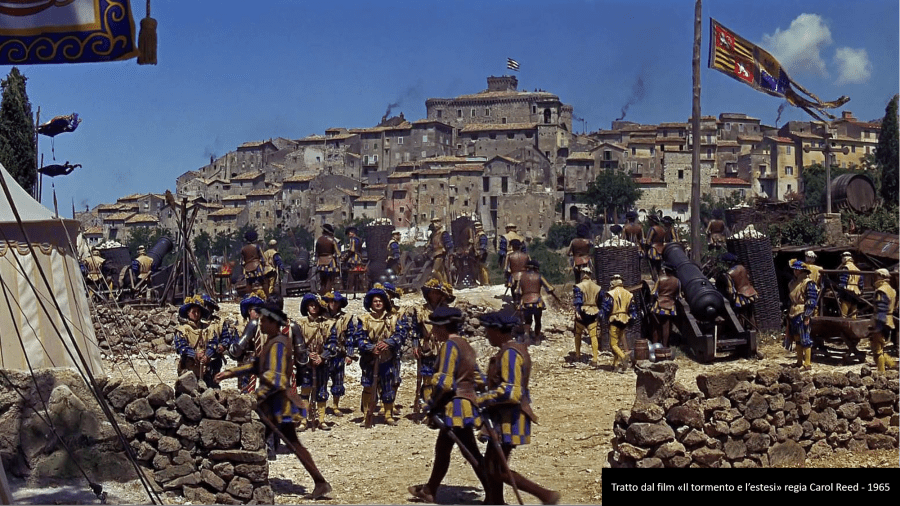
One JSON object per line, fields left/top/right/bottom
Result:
{"left": 317, "top": 404, "right": 331, "bottom": 430}
{"left": 361, "top": 387, "right": 373, "bottom": 414}
{"left": 331, "top": 396, "right": 343, "bottom": 417}
{"left": 384, "top": 402, "right": 397, "bottom": 426}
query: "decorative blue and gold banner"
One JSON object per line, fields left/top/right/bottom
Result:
{"left": 0, "top": 0, "right": 139, "bottom": 65}
{"left": 708, "top": 18, "right": 849, "bottom": 121}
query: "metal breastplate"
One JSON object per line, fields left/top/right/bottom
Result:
{"left": 508, "top": 252, "right": 528, "bottom": 274}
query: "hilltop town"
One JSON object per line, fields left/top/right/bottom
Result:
{"left": 76, "top": 75, "right": 882, "bottom": 245}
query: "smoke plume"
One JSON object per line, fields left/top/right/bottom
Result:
{"left": 775, "top": 101, "right": 788, "bottom": 127}
{"left": 383, "top": 81, "right": 424, "bottom": 119}
{"left": 616, "top": 75, "right": 646, "bottom": 122}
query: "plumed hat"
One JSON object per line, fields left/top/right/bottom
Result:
{"left": 322, "top": 289, "right": 349, "bottom": 309}
{"left": 179, "top": 294, "right": 210, "bottom": 320}
{"left": 200, "top": 294, "right": 219, "bottom": 313}
{"left": 421, "top": 277, "right": 455, "bottom": 303}
{"left": 240, "top": 293, "right": 265, "bottom": 319}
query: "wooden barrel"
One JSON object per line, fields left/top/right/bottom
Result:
{"left": 831, "top": 173, "right": 876, "bottom": 213}
{"left": 634, "top": 339, "right": 650, "bottom": 361}
{"left": 655, "top": 347, "right": 672, "bottom": 361}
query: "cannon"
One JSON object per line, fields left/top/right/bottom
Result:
{"left": 663, "top": 242, "right": 756, "bottom": 362}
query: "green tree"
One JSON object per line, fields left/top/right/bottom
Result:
{"left": 0, "top": 68, "right": 36, "bottom": 194}
{"left": 875, "top": 94, "right": 899, "bottom": 204}
{"left": 799, "top": 163, "right": 855, "bottom": 208}
{"left": 525, "top": 238, "right": 569, "bottom": 285}
{"left": 545, "top": 222, "right": 576, "bottom": 250}
{"left": 126, "top": 227, "right": 169, "bottom": 260}
{"left": 193, "top": 230, "right": 213, "bottom": 270}
{"left": 581, "top": 170, "right": 643, "bottom": 222}
{"left": 699, "top": 191, "right": 746, "bottom": 222}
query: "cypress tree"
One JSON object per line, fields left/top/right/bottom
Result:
{"left": 875, "top": 94, "right": 899, "bottom": 204}
{"left": 0, "top": 67, "right": 37, "bottom": 194}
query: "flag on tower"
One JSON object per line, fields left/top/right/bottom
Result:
{"left": 507, "top": 58, "right": 519, "bottom": 71}
{"left": 708, "top": 18, "right": 849, "bottom": 121}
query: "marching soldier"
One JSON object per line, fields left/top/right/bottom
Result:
{"left": 215, "top": 303, "right": 332, "bottom": 500}
{"left": 173, "top": 295, "right": 216, "bottom": 386}
{"left": 397, "top": 278, "right": 455, "bottom": 418}
{"left": 323, "top": 290, "right": 356, "bottom": 420}
{"left": 315, "top": 224, "right": 341, "bottom": 295}
{"left": 241, "top": 230, "right": 267, "bottom": 293}
{"left": 387, "top": 230, "right": 403, "bottom": 276}
{"left": 498, "top": 223, "right": 526, "bottom": 268}
{"left": 297, "top": 293, "right": 332, "bottom": 431}
{"left": 786, "top": 260, "right": 818, "bottom": 370}
{"left": 870, "top": 269, "right": 898, "bottom": 372}
{"left": 407, "top": 306, "right": 490, "bottom": 504}
{"left": 567, "top": 223, "right": 593, "bottom": 283}
{"left": 375, "top": 281, "right": 406, "bottom": 419}
{"left": 516, "top": 260, "right": 556, "bottom": 343}
{"left": 478, "top": 311, "right": 561, "bottom": 505}
{"left": 649, "top": 264, "right": 681, "bottom": 347}
{"left": 705, "top": 209, "right": 728, "bottom": 249}
{"left": 427, "top": 217, "right": 454, "bottom": 285}
{"left": 504, "top": 239, "right": 530, "bottom": 304}
{"left": 602, "top": 274, "right": 639, "bottom": 373}
{"left": 573, "top": 266, "right": 604, "bottom": 367}
{"left": 473, "top": 221, "right": 490, "bottom": 286}
{"left": 838, "top": 251, "right": 863, "bottom": 319}
{"left": 262, "top": 239, "right": 286, "bottom": 297}
{"left": 357, "top": 286, "right": 403, "bottom": 426}
{"left": 721, "top": 253, "right": 758, "bottom": 329}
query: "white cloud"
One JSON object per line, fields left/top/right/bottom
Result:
{"left": 762, "top": 13, "right": 832, "bottom": 77}
{"left": 833, "top": 47, "right": 872, "bottom": 84}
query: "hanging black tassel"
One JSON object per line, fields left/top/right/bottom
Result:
{"left": 137, "top": 0, "right": 157, "bottom": 65}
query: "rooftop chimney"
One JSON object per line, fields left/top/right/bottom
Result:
{"left": 842, "top": 111, "right": 855, "bottom": 120}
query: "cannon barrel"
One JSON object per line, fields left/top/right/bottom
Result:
{"left": 663, "top": 242, "right": 724, "bottom": 321}
{"left": 147, "top": 237, "right": 174, "bottom": 270}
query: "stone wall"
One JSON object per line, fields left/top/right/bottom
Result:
{"left": 608, "top": 362, "right": 899, "bottom": 468}
{"left": 0, "top": 367, "right": 273, "bottom": 504}
{"left": 92, "top": 305, "right": 177, "bottom": 360}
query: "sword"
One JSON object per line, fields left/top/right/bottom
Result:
{"left": 429, "top": 414, "right": 487, "bottom": 482}
{"left": 481, "top": 414, "right": 524, "bottom": 505}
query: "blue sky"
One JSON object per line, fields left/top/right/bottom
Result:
{"left": 13, "top": 0, "right": 899, "bottom": 213}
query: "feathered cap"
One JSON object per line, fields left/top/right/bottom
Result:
{"left": 790, "top": 260, "right": 811, "bottom": 272}
{"left": 179, "top": 294, "right": 211, "bottom": 320}
{"left": 322, "top": 289, "right": 349, "bottom": 309}
{"left": 200, "top": 294, "right": 219, "bottom": 313}
{"left": 239, "top": 291, "right": 265, "bottom": 319}
{"left": 421, "top": 277, "right": 455, "bottom": 303}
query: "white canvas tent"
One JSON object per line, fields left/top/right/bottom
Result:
{"left": 0, "top": 162, "right": 102, "bottom": 375}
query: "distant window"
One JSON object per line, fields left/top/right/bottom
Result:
{"left": 471, "top": 109, "right": 476, "bottom": 117}
{"left": 437, "top": 110, "right": 442, "bottom": 118}
{"left": 398, "top": 137, "right": 404, "bottom": 145}
{"left": 725, "top": 123, "right": 731, "bottom": 131}
{"left": 678, "top": 169, "right": 684, "bottom": 180}
{"left": 502, "top": 117, "right": 507, "bottom": 124}
{"left": 485, "top": 108, "right": 490, "bottom": 116}
{"left": 785, "top": 166, "right": 794, "bottom": 175}
{"left": 739, "top": 124, "right": 744, "bottom": 132}
{"left": 851, "top": 145, "right": 856, "bottom": 153}
{"left": 507, "top": 133, "right": 514, "bottom": 139}
{"left": 631, "top": 147, "right": 636, "bottom": 155}
{"left": 786, "top": 145, "right": 792, "bottom": 155}
{"left": 489, "top": 134, "right": 496, "bottom": 140}
{"left": 787, "top": 184, "right": 792, "bottom": 192}
{"left": 422, "top": 135, "right": 428, "bottom": 143}
{"left": 457, "top": 109, "right": 462, "bottom": 118}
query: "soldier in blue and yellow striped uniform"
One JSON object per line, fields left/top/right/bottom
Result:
{"left": 356, "top": 287, "right": 403, "bottom": 426}
{"left": 602, "top": 274, "right": 640, "bottom": 373}
{"left": 473, "top": 221, "right": 490, "bottom": 286}
{"left": 199, "top": 294, "right": 236, "bottom": 388}
{"left": 838, "top": 251, "right": 864, "bottom": 319}
{"left": 323, "top": 290, "right": 356, "bottom": 420}
{"left": 786, "top": 260, "right": 819, "bottom": 370}
{"left": 173, "top": 295, "right": 217, "bottom": 386}
{"left": 870, "top": 269, "right": 897, "bottom": 372}
{"left": 297, "top": 293, "right": 332, "bottom": 430}
{"left": 396, "top": 278, "right": 455, "bottom": 417}
{"left": 375, "top": 282, "right": 406, "bottom": 419}
{"left": 478, "top": 311, "right": 561, "bottom": 505}
{"left": 408, "top": 306, "right": 490, "bottom": 504}
{"left": 387, "top": 230, "right": 403, "bottom": 275}
{"left": 215, "top": 303, "right": 332, "bottom": 500}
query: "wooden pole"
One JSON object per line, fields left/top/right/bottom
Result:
{"left": 690, "top": 0, "right": 702, "bottom": 262}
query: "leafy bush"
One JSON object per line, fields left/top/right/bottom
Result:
{"left": 767, "top": 216, "right": 825, "bottom": 247}
{"left": 545, "top": 223, "right": 576, "bottom": 250}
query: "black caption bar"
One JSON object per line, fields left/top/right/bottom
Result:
{"left": 604, "top": 467, "right": 896, "bottom": 501}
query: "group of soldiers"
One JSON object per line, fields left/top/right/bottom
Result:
{"left": 239, "top": 230, "right": 287, "bottom": 298}
{"left": 80, "top": 244, "right": 156, "bottom": 297}
{"left": 169, "top": 276, "right": 559, "bottom": 503}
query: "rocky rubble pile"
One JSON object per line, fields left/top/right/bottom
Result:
{"left": 104, "top": 371, "right": 274, "bottom": 504}
{"left": 92, "top": 305, "right": 179, "bottom": 359}
{"left": 609, "top": 361, "right": 899, "bottom": 468}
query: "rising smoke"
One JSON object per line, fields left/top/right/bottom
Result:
{"left": 774, "top": 101, "right": 788, "bottom": 127}
{"left": 383, "top": 81, "right": 424, "bottom": 119}
{"left": 616, "top": 75, "right": 646, "bottom": 121}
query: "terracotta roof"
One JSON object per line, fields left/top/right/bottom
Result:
{"left": 451, "top": 164, "right": 484, "bottom": 172}
{"left": 326, "top": 133, "right": 357, "bottom": 141}
{"left": 105, "top": 212, "right": 135, "bottom": 221}
{"left": 591, "top": 142, "right": 625, "bottom": 152}
{"left": 239, "top": 140, "right": 271, "bottom": 149}
{"left": 349, "top": 121, "right": 413, "bottom": 134}
{"left": 365, "top": 184, "right": 387, "bottom": 190}
{"left": 459, "top": 123, "right": 537, "bottom": 133}
{"left": 315, "top": 203, "right": 342, "bottom": 213}
{"left": 387, "top": 173, "right": 413, "bottom": 180}
{"left": 656, "top": 137, "right": 686, "bottom": 143}
{"left": 397, "top": 161, "right": 420, "bottom": 168}
{"left": 566, "top": 152, "right": 594, "bottom": 161}
{"left": 419, "top": 169, "right": 451, "bottom": 176}
{"left": 83, "top": 226, "right": 103, "bottom": 235}
{"left": 231, "top": 171, "right": 264, "bottom": 181}
{"left": 711, "top": 177, "right": 751, "bottom": 185}
{"left": 284, "top": 173, "right": 316, "bottom": 183}
{"left": 125, "top": 214, "right": 159, "bottom": 224}
{"left": 659, "top": 122, "right": 688, "bottom": 128}
{"left": 222, "top": 195, "right": 247, "bottom": 201}
{"left": 737, "top": 135, "right": 763, "bottom": 142}
{"left": 421, "top": 156, "right": 471, "bottom": 164}
{"left": 297, "top": 134, "right": 326, "bottom": 142}
{"left": 717, "top": 140, "right": 739, "bottom": 147}
{"left": 117, "top": 193, "right": 145, "bottom": 201}
{"left": 634, "top": 177, "right": 662, "bottom": 184}
{"left": 336, "top": 188, "right": 360, "bottom": 197}
{"left": 354, "top": 195, "right": 384, "bottom": 203}
{"left": 765, "top": 136, "right": 794, "bottom": 144}
{"left": 489, "top": 155, "right": 521, "bottom": 164}
{"left": 247, "top": 188, "right": 280, "bottom": 197}
{"left": 209, "top": 208, "right": 245, "bottom": 217}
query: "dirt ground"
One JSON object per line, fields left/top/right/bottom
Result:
{"left": 10, "top": 285, "right": 898, "bottom": 505}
